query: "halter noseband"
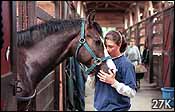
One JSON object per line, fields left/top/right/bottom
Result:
{"left": 75, "top": 20, "right": 111, "bottom": 75}
{"left": 16, "top": 89, "right": 37, "bottom": 101}
{"left": 15, "top": 80, "right": 36, "bottom": 102}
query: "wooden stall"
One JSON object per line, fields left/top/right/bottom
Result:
{"left": 1, "top": 1, "right": 17, "bottom": 111}
{"left": 123, "top": 5, "right": 174, "bottom": 88}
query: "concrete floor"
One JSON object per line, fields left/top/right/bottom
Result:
{"left": 85, "top": 79, "right": 174, "bottom": 111}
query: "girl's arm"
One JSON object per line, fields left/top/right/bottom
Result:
{"left": 111, "top": 80, "right": 136, "bottom": 98}
{"left": 98, "top": 70, "right": 136, "bottom": 98}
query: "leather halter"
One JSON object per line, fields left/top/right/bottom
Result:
{"left": 15, "top": 80, "right": 37, "bottom": 101}
{"left": 16, "top": 89, "right": 37, "bottom": 101}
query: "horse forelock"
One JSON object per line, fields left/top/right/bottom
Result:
{"left": 93, "top": 22, "right": 103, "bottom": 38}
{"left": 17, "top": 19, "right": 82, "bottom": 47}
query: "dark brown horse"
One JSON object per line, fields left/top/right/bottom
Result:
{"left": 16, "top": 11, "right": 110, "bottom": 110}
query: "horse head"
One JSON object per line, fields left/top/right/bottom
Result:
{"left": 69, "top": 10, "right": 111, "bottom": 75}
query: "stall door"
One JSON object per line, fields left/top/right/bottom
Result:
{"left": 162, "top": 7, "right": 174, "bottom": 87}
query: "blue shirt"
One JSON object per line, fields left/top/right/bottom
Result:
{"left": 94, "top": 55, "right": 137, "bottom": 111}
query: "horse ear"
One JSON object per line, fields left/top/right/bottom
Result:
{"left": 87, "top": 10, "right": 96, "bottom": 27}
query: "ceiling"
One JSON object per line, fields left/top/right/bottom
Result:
{"left": 83, "top": 1, "right": 139, "bottom": 28}
{"left": 83, "top": 1, "right": 160, "bottom": 14}
{"left": 84, "top": 1, "right": 137, "bottom": 13}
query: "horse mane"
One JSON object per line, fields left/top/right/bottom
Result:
{"left": 17, "top": 19, "right": 82, "bottom": 47}
{"left": 17, "top": 19, "right": 103, "bottom": 47}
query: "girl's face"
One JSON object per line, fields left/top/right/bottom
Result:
{"left": 130, "top": 39, "right": 135, "bottom": 46}
{"left": 105, "top": 39, "right": 120, "bottom": 57}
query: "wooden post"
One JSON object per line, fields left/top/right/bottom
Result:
{"left": 63, "top": 1, "right": 67, "bottom": 19}
{"left": 157, "top": 2, "right": 163, "bottom": 12}
{"left": 135, "top": 4, "right": 140, "bottom": 23}
{"left": 10, "top": 1, "right": 18, "bottom": 110}
{"left": 148, "top": 1, "right": 154, "bottom": 16}
{"left": 124, "top": 15, "right": 128, "bottom": 29}
{"left": 58, "top": 2, "right": 63, "bottom": 111}
{"left": 27, "top": 1, "right": 36, "bottom": 27}
{"left": 17, "top": 1, "right": 23, "bottom": 30}
{"left": 164, "top": 1, "right": 170, "bottom": 8}
{"left": 55, "top": 1, "right": 59, "bottom": 19}
{"left": 148, "top": 17, "right": 154, "bottom": 83}
{"left": 144, "top": 1, "right": 154, "bottom": 18}
{"left": 1, "top": 1, "right": 17, "bottom": 111}
{"left": 54, "top": 1, "right": 60, "bottom": 110}
{"left": 77, "top": 1, "right": 81, "bottom": 16}
{"left": 80, "top": 2, "right": 85, "bottom": 18}
{"left": 129, "top": 11, "right": 133, "bottom": 27}
{"left": 143, "top": 1, "right": 149, "bottom": 18}
{"left": 22, "top": 1, "right": 27, "bottom": 29}
{"left": 59, "top": 63, "right": 63, "bottom": 111}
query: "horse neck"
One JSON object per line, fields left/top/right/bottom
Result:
{"left": 17, "top": 27, "right": 80, "bottom": 96}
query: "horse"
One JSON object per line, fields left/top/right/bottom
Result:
{"left": 16, "top": 11, "right": 111, "bottom": 111}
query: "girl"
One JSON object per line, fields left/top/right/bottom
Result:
{"left": 87, "top": 30, "right": 137, "bottom": 111}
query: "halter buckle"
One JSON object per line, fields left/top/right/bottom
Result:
{"left": 79, "top": 38, "right": 86, "bottom": 44}
{"left": 94, "top": 58, "right": 102, "bottom": 66}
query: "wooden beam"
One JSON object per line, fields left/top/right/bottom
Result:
{"left": 98, "top": 20, "right": 123, "bottom": 24}
{"left": 136, "top": 1, "right": 146, "bottom": 9}
{"left": 109, "top": 3, "right": 127, "bottom": 10}
{"left": 105, "top": 3, "right": 108, "bottom": 8}
{"left": 98, "top": 21, "right": 124, "bottom": 27}
{"left": 95, "top": 3, "right": 104, "bottom": 8}
{"left": 36, "top": 6, "right": 54, "bottom": 21}
{"left": 86, "top": 1, "right": 134, "bottom": 4}
{"left": 95, "top": 8, "right": 125, "bottom": 12}
{"left": 96, "top": 12, "right": 124, "bottom": 19}
{"left": 96, "top": 16, "right": 123, "bottom": 21}
{"left": 100, "top": 24, "right": 124, "bottom": 28}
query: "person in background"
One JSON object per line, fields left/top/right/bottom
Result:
{"left": 142, "top": 42, "right": 149, "bottom": 65}
{"left": 86, "top": 30, "right": 137, "bottom": 111}
{"left": 124, "top": 38, "right": 142, "bottom": 66}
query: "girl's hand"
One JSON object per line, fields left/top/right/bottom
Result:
{"left": 97, "top": 69, "right": 116, "bottom": 85}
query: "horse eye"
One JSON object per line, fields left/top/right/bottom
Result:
{"left": 95, "top": 40, "right": 102, "bottom": 45}
{"left": 86, "top": 34, "right": 91, "bottom": 38}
